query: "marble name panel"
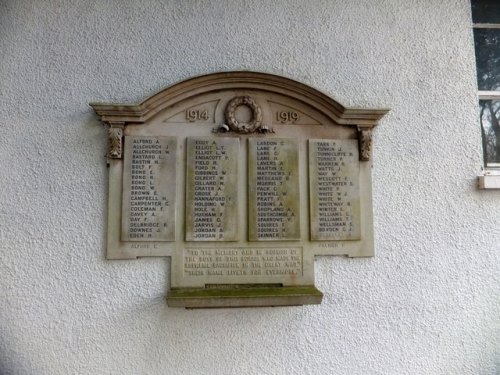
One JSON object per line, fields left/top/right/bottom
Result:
{"left": 121, "top": 136, "right": 177, "bottom": 241}
{"left": 309, "top": 139, "right": 361, "bottom": 240}
{"left": 248, "top": 138, "right": 300, "bottom": 241}
{"left": 185, "top": 137, "right": 239, "bottom": 241}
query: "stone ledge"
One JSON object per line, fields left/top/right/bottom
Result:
{"left": 478, "top": 174, "right": 500, "bottom": 189}
{"left": 167, "top": 285, "right": 323, "bottom": 308}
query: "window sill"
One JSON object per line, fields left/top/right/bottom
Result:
{"left": 478, "top": 172, "right": 500, "bottom": 189}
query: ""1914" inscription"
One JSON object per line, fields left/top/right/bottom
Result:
{"left": 186, "top": 109, "right": 209, "bottom": 122}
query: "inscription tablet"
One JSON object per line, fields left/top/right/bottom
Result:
{"left": 183, "top": 247, "right": 303, "bottom": 278}
{"left": 248, "top": 138, "right": 300, "bottom": 241}
{"left": 121, "top": 136, "right": 177, "bottom": 241}
{"left": 309, "top": 139, "right": 361, "bottom": 240}
{"left": 185, "top": 137, "right": 239, "bottom": 241}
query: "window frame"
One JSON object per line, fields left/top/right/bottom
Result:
{"left": 473, "top": 9, "right": 500, "bottom": 187}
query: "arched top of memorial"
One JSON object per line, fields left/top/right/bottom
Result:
{"left": 90, "top": 71, "right": 389, "bottom": 127}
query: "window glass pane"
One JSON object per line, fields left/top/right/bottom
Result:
{"left": 472, "top": 0, "right": 500, "bottom": 24}
{"left": 480, "top": 100, "right": 500, "bottom": 166}
{"left": 474, "top": 28, "right": 500, "bottom": 91}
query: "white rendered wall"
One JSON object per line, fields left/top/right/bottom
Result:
{"left": 1, "top": 1, "right": 498, "bottom": 374}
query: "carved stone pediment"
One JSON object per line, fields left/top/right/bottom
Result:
{"left": 91, "top": 72, "right": 388, "bottom": 161}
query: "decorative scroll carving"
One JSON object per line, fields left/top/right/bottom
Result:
{"left": 108, "top": 126, "right": 123, "bottom": 159}
{"left": 224, "top": 96, "right": 263, "bottom": 134}
{"left": 358, "top": 128, "right": 372, "bottom": 161}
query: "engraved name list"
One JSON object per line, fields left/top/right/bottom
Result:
{"left": 309, "top": 139, "right": 360, "bottom": 240}
{"left": 121, "top": 136, "right": 177, "bottom": 241}
{"left": 248, "top": 138, "right": 300, "bottom": 241}
{"left": 185, "top": 137, "right": 239, "bottom": 241}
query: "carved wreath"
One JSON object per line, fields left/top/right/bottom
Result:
{"left": 224, "top": 96, "right": 263, "bottom": 134}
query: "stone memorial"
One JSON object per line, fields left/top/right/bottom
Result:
{"left": 91, "top": 72, "right": 388, "bottom": 308}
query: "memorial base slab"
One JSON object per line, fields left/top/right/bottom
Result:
{"left": 167, "top": 285, "right": 323, "bottom": 308}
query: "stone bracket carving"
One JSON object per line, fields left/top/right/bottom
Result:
{"left": 108, "top": 123, "right": 124, "bottom": 159}
{"left": 358, "top": 127, "right": 372, "bottom": 161}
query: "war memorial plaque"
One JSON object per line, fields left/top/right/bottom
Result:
{"left": 91, "top": 72, "right": 389, "bottom": 308}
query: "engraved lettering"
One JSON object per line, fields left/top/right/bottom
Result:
{"left": 186, "top": 109, "right": 209, "bottom": 122}
{"left": 309, "top": 139, "right": 360, "bottom": 240}
{"left": 121, "top": 136, "right": 177, "bottom": 241}
{"left": 248, "top": 138, "right": 300, "bottom": 241}
{"left": 185, "top": 137, "right": 239, "bottom": 241}
{"left": 183, "top": 247, "right": 303, "bottom": 277}
{"left": 276, "top": 111, "right": 300, "bottom": 123}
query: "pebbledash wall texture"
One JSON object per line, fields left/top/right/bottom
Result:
{"left": 0, "top": 0, "right": 498, "bottom": 374}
